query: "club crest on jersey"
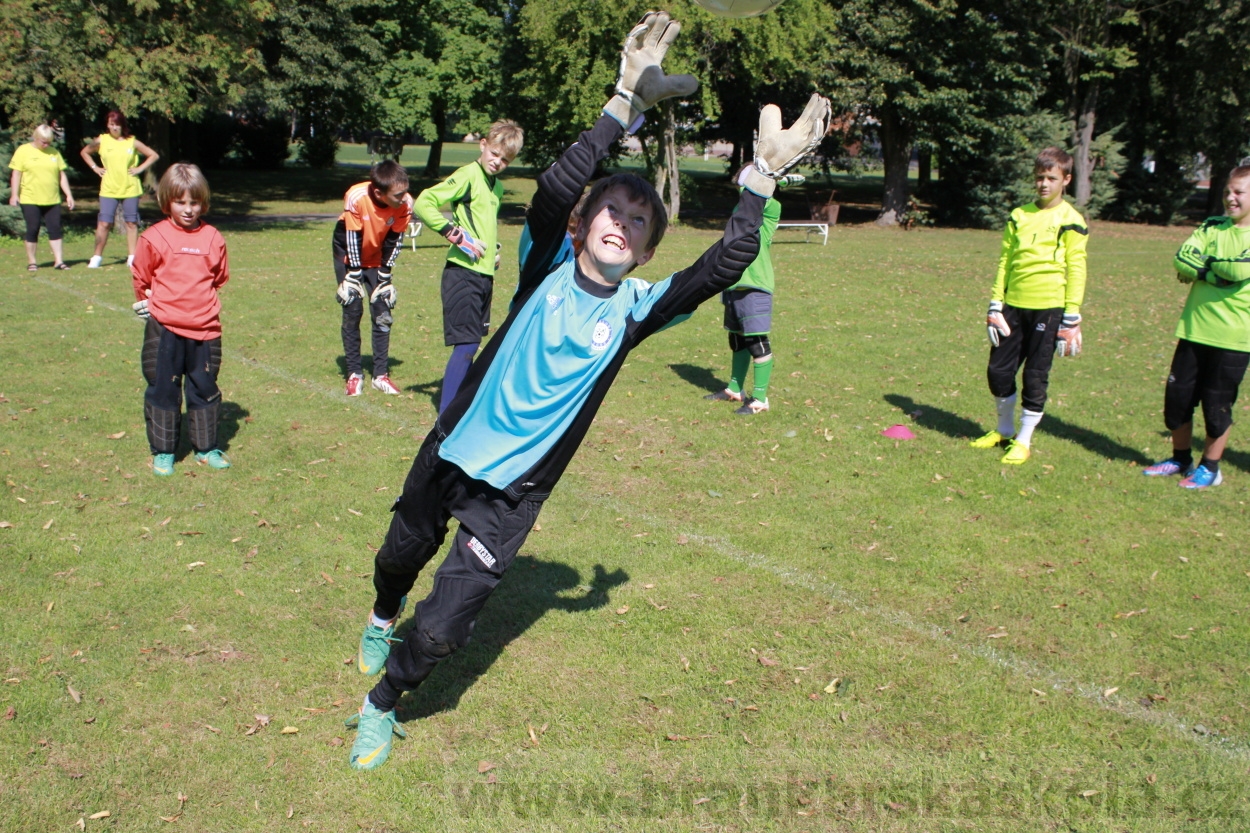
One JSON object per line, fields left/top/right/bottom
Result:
{"left": 467, "top": 536, "right": 496, "bottom": 569}
{"left": 591, "top": 318, "right": 612, "bottom": 351}
{"left": 547, "top": 294, "right": 564, "bottom": 312}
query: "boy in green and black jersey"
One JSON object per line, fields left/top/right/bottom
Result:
{"left": 413, "top": 120, "right": 525, "bottom": 413}
{"left": 971, "top": 146, "right": 1089, "bottom": 465}
{"left": 1143, "top": 165, "right": 1250, "bottom": 489}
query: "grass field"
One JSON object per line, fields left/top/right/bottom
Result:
{"left": 1, "top": 170, "right": 1248, "bottom": 831}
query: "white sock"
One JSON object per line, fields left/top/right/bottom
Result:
{"left": 370, "top": 612, "right": 393, "bottom": 629}
{"left": 1015, "top": 409, "right": 1043, "bottom": 447}
{"left": 995, "top": 394, "right": 1017, "bottom": 436}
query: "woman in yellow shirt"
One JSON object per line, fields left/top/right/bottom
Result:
{"left": 8, "top": 124, "right": 76, "bottom": 271}
{"left": 79, "top": 111, "right": 159, "bottom": 268}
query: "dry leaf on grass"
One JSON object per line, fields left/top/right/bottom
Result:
{"left": 159, "top": 814, "right": 181, "bottom": 823}
{"left": 320, "top": 572, "right": 335, "bottom": 584}
{"left": 758, "top": 655, "right": 779, "bottom": 667}
{"left": 1080, "top": 789, "right": 1099, "bottom": 798}
{"left": 88, "top": 811, "right": 111, "bottom": 819}
{"left": 615, "top": 605, "right": 629, "bottom": 615}
{"left": 186, "top": 562, "right": 205, "bottom": 571}
{"left": 347, "top": 508, "right": 362, "bottom": 516}
{"left": 824, "top": 677, "right": 841, "bottom": 694}
{"left": 478, "top": 761, "right": 495, "bottom": 773}
{"left": 281, "top": 726, "right": 298, "bottom": 734}
{"left": 1103, "top": 687, "right": 1119, "bottom": 698}
{"left": 159, "top": 516, "right": 172, "bottom": 527}
{"left": 42, "top": 518, "right": 54, "bottom": 530}
{"left": 693, "top": 797, "right": 710, "bottom": 806}
{"left": 107, "top": 432, "right": 126, "bottom": 440}
{"left": 287, "top": 807, "right": 294, "bottom": 819}
{"left": 0, "top": 522, "right": 13, "bottom": 529}
{"left": 527, "top": 725, "right": 539, "bottom": 746}
{"left": 68, "top": 685, "right": 81, "bottom": 703}
{"left": 4, "top": 706, "right": 14, "bottom": 720}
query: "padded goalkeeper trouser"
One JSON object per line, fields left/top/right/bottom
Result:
{"left": 335, "top": 259, "right": 392, "bottom": 379}
{"left": 141, "top": 318, "right": 223, "bottom": 454}
{"left": 985, "top": 305, "right": 1062, "bottom": 413}
{"left": 367, "top": 432, "right": 542, "bottom": 712}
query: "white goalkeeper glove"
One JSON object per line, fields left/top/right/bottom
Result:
{"left": 986, "top": 300, "right": 1011, "bottom": 348}
{"left": 370, "top": 272, "right": 397, "bottom": 309}
{"left": 132, "top": 299, "right": 150, "bottom": 319}
{"left": 1055, "top": 312, "right": 1082, "bottom": 358}
{"left": 742, "top": 93, "right": 833, "bottom": 198}
{"left": 603, "top": 11, "right": 699, "bottom": 132}
{"left": 494, "top": 242, "right": 502, "bottom": 272}
{"left": 337, "top": 270, "right": 363, "bottom": 305}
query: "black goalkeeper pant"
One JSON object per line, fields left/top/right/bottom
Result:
{"left": 333, "top": 254, "right": 393, "bottom": 379}
{"left": 986, "top": 305, "right": 1062, "bottom": 413}
{"left": 141, "top": 318, "right": 223, "bottom": 454}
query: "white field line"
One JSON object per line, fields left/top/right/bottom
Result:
{"left": 34, "top": 276, "right": 425, "bottom": 431}
{"left": 36, "top": 275, "right": 1247, "bottom": 762}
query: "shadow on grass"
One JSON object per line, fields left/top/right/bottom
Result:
{"left": 396, "top": 558, "right": 628, "bottom": 721}
{"left": 668, "top": 362, "right": 721, "bottom": 394}
{"left": 884, "top": 393, "right": 1151, "bottom": 465}
{"left": 404, "top": 378, "right": 443, "bottom": 412}
{"left": 171, "top": 400, "right": 249, "bottom": 459}
{"left": 333, "top": 355, "right": 405, "bottom": 381}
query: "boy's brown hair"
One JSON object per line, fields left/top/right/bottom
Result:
{"left": 1035, "top": 146, "right": 1074, "bottom": 178}
{"left": 486, "top": 119, "right": 525, "bottom": 159}
{"left": 575, "top": 173, "right": 668, "bottom": 254}
{"left": 157, "top": 163, "right": 211, "bottom": 214}
{"left": 1228, "top": 165, "right": 1250, "bottom": 184}
{"left": 370, "top": 160, "right": 409, "bottom": 194}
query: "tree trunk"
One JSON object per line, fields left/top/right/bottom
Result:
{"left": 917, "top": 148, "right": 932, "bottom": 194}
{"left": 653, "top": 103, "right": 680, "bottom": 223}
{"left": 424, "top": 100, "right": 446, "bottom": 177}
{"left": 1071, "top": 83, "right": 1099, "bottom": 208}
{"left": 664, "top": 104, "right": 680, "bottom": 223}
{"left": 876, "top": 103, "right": 911, "bottom": 226}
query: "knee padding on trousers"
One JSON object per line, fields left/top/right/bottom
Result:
{"left": 145, "top": 402, "right": 180, "bottom": 454}
{"left": 1163, "top": 376, "right": 1198, "bottom": 432}
{"left": 383, "top": 577, "right": 493, "bottom": 691}
{"left": 986, "top": 366, "right": 1017, "bottom": 400}
{"left": 187, "top": 404, "right": 219, "bottom": 452}
{"left": 374, "top": 499, "right": 445, "bottom": 576}
{"left": 743, "top": 334, "right": 771, "bottom": 359}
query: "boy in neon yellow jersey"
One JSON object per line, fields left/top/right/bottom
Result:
{"left": 971, "top": 147, "right": 1088, "bottom": 464}
{"left": 413, "top": 120, "right": 524, "bottom": 413}
{"left": 1142, "top": 165, "right": 1250, "bottom": 489}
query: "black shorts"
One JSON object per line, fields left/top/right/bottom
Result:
{"left": 441, "top": 263, "right": 493, "bottom": 345}
{"left": 985, "top": 305, "right": 1062, "bottom": 412}
{"left": 722, "top": 288, "right": 773, "bottom": 335}
{"left": 1164, "top": 339, "right": 1250, "bottom": 438}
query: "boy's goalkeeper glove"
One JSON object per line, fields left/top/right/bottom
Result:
{"left": 337, "top": 270, "right": 363, "bottom": 305}
{"left": 494, "top": 242, "right": 502, "bottom": 272}
{"left": 742, "top": 93, "right": 832, "bottom": 198}
{"left": 1055, "top": 312, "right": 1082, "bottom": 358}
{"left": 371, "top": 273, "right": 397, "bottom": 309}
{"left": 603, "top": 11, "right": 699, "bottom": 132}
{"left": 443, "top": 225, "right": 485, "bottom": 262}
{"left": 132, "top": 299, "right": 150, "bottom": 319}
{"left": 986, "top": 300, "right": 1011, "bottom": 348}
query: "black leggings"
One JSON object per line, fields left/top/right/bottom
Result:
{"left": 21, "top": 203, "right": 62, "bottom": 243}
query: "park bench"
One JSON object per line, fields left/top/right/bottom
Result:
{"left": 775, "top": 222, "right": 828, "bottom": 245}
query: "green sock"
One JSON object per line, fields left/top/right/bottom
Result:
{"left": 751, "top": 356, "right": 774, "bottom": 402}
{"left": 728, "top": 350, "right": 751, "bottom": 395}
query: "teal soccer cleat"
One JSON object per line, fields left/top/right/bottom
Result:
{"left": 346, "top": 702, "right": 406, "bottom": 771}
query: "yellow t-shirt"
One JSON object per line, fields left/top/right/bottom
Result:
{"left": 8, "top": 143, "right": 68, "bottom": 206}
{"left": 97, "top": 134, "right": 143, "bottom": 199}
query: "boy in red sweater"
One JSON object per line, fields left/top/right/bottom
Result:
{"left": 333, "top": 161, "right": 412, "bottom": 396}
{"left": 131, "top": 163, "right": 231, "bottom": 476}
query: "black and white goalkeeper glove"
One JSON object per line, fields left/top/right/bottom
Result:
{"left": 986, "top": 300, "right": 1011, "bottom": 348}
{"left": 337, "top": 270, "right": 363, "bottom": 305}
{"left": 602, "top": 11, "right": 699, "bottom": 132}
{"left": 1055, "top": 312, "right": 1082, "bottom": 358}
{"left": 132, "top": 299, "right": 150, "bottom": 319}
{"left": 370, "top": 272, "right": 397, "bottom": 309}
{"left": 742, "top": 93, "right": 832, "bottom": 199}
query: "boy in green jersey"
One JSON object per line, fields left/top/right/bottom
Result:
{"left": 1142, "top": 165, "right": 1250, "bottom": 489}
{"left": 971, "top": 147, "right": 1089, "bottom": 465}
{"left": 413, "top": 120, "right": 525, "bottom": 413}
{"left": 703, "top": 168, "right": 797, "bottom": 415}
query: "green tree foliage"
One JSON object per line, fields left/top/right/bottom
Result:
{"left": 0, "top": 0, "right": 270, "bottom": 129}
{"left": 821, "top": 0, "right": 1045, "bottom": 226}
{"left": 375, "top": 0, "right": 506, "bottom": 176}
{"left": 258, "top": 0, "right": 396, "bottom": 169}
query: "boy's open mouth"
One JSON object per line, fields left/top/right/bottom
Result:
{"left": 602, "top": 234, "right": 626, "bottom": 250}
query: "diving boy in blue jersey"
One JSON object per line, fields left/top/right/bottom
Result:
{"left": 343, "top": 11, "right": 831, "bottom": 770}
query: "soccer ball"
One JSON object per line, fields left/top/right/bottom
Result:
{"left": 692, "top": 0, "right": 789, "bottom": 18}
